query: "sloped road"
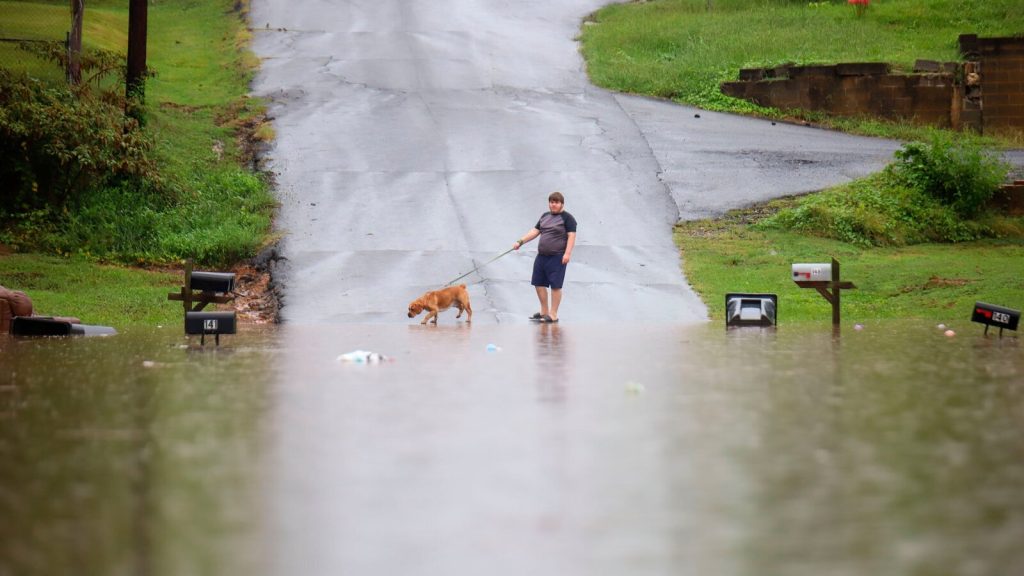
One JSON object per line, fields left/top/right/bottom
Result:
{"left": 250, "top": 0, "right": 900, "bottom": 325}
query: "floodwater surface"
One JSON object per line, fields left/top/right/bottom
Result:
{"left": 2, "top": 321, "right": 1023, "bottom": 576}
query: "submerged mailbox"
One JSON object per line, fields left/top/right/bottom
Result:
{"left": 185, "top": 311, "right": 236, "bottom": 345}
{"left": 971, "top": 302, "right": 1020, "bottom": 335}
{"left": 11, "top": 317, "right": 117, "bottom": 336}
{"left": 725, "top": 293, "right": 777, "bottom": 328}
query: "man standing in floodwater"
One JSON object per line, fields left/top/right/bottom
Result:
{"left": 513, "top": 191, "right": 577, "bottom": 323}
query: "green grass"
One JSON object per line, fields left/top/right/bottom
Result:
{"left": 0, "top": 253, "right": 181, "bottom": 327}
{"left": 130, "top": 0, "right": 275, "bottom": 266}
{"left": 580, "top": 0, "right": 1024, "bottom": 142}
{"left": 677, "top": 209, "right": 1024, "bottom": 324}
{"left": 147, "top": 1, "right": 255, "bottom": 107}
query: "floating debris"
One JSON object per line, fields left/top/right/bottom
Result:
{"left": 337, "top": 350, "right": 390, "bottom": 363}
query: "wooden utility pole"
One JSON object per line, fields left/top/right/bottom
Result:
{"left": 126, "top": 0, "right": 148, "bottom": 101}
{"left": 68, "top": 0, "right": 83, "bottom": 84}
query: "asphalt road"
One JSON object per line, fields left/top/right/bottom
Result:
{"left": 250, "top": 0, "right": 904, "bottom": 325}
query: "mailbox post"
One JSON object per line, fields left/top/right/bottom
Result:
{"left": 792, "top": 257, "right": 856, "bottom": 327}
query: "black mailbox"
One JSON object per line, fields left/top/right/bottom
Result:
{"left": 971, "top": 302, "right": 1020, "bottom": 333}
{"left": 185, "top": 311, "right": 236, "bottom": 335}
{"left": 189, "top": 271, "right": 235, "bottom": 294}
{"left": 11, "top": 317, "right": 72, "bottom": 336}
{"left": 185, "top": 311, "right": 236, "bottom": 345}
{"left": 11, "top": 317, "right": 117, "bottom": 336}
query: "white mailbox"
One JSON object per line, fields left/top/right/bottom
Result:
{"left": 792, "top": 263, "right": 832, "bottom": 282}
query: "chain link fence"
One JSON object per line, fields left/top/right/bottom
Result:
{"left": 1, "top": 0, "right": 74, "bottom": 82}
{"left": 1, "top": 0, "right": 128, "bottom": 85}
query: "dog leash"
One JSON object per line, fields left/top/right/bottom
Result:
{"left": 443, "top": 248, "right": 515, "bottom": 286}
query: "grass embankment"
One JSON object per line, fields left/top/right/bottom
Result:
{"left": 0, "top": 0, "right": 272, "bottom": 327}
{"left": 580, "top": 0, "right": 1024, "bottom": 143}
{"left": 582, "top": 0, "right": 1024, "bottom": 323}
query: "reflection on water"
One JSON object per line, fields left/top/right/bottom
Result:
{"left": 535, "top": 324, "right": 568, "bottom": 403}
{"left": 0, "top": 327, "right": 278, "bottom": 576}
{"left": 1, "top": 321, "right": 1023, "bottom": 575}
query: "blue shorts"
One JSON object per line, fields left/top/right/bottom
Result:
{"left": 531, "top": 254, "right": 567, "bottom": 289}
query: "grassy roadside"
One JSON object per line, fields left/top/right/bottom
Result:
{"left": 580, "top": 0, "right": 1024, "bottom": 322}
{"left": 677, "top": 205, "right": 1024, "bottom": 324}
{"left": 579, "top": 0, "right": 1024, "bottom": 144}
{"left": 1, "top": 0, "right": 274, "bottom": 327}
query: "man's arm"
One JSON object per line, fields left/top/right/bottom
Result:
{"left": 514, "top": 228, "right": 540, "bottom": 250}
{"left": 562, "top": 232, "right": 575, "bottom": 264}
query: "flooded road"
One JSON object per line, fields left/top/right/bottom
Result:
{"left": 3, "top": 322, "right": 1023, "bottom": 575}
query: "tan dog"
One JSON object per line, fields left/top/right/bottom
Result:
{"left": 407, "top": 284, "right": 473, "bottom": 324}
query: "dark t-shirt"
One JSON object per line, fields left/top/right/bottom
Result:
{"left": 535, "top": 211, "right": 577, "bottom": 256}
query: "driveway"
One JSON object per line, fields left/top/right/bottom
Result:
{"left": 250, "top": 0, "right": 901, "bottom": 325}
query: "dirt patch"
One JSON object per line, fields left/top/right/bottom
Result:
{"left": 923, "top": 276, "right": 971, "bottom": 289}
{"left": 230, "top": 262, "right": 279, "bottom": 323}
{"left": 897, "top": 276, "right": 973, "bottom": 295}
{"left": 213, "top": 97, "right": 274, "bottom": 174}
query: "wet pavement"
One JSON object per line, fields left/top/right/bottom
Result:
{"left": 249, "top": 0, "right": 901, "bottom": 325}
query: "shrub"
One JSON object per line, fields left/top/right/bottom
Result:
{"left": 0, "top": 69, "right": 158, "bottom": 215}
{"left": 889, "top": 133, "right": 1010, "bottom": 218}
{"left": 753, "top": 171, "right": 1008, "bottom": 247}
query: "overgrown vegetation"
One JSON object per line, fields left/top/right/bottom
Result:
{"left": 0, "top": 69, "right": 157, "bottom": 212}
{"left": 580, "top": 0, "right": 1024, "bottom": 142}
{"left": 0, "top": 0, "right": 275, "bottom": 268}
{"left": 890, "top": 133, "right": 1010, "bottom": 218}
{"left": 754, "top": 134, "right": 1017, "bottom": 247}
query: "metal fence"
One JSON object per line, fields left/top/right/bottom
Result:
{"left": 0, "top": 0, "right": 129, "bottom": 85}
{"left": 0, "top": 0, "right": 74, "bottom": 82}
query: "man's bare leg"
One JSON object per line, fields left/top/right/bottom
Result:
{"left": 535, "top": 286, "right": 550, "bottom": 317}
{"left": 549, "top": 288, "right": 562, "bottom": 320}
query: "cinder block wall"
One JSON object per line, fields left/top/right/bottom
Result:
{"left": 721, "top": 64, "right": 956, "bottom": 127}
{"left": 961, "top": 35, "right": 1024, "bottom": 130}
{"left": 720, "top": 36, "right": 1024, "bottom": 133}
